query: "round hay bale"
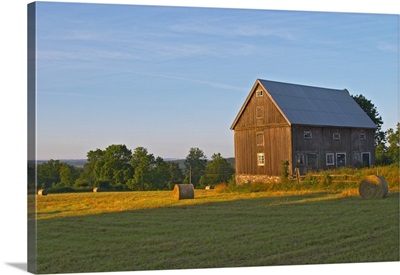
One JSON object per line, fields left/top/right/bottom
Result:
{"left": 93, "top": 187, "right": 100, "bottom": 193}
{"left": 173, "top": 184, "right": 194, "bottom": 200}
{"left": 38, "top": 189, "right": 48, "bottom": 196}
{"left": 359, "top": 175, "right": 388, "bottom": 199}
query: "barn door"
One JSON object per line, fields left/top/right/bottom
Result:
{"left": 336, "top": 153, "right": 346, "bottom": 168}
{"left": 306, "top": 153, "right": 318, "bottom": 171}
{"left": 361, "top": 152, "right": 371, "bottom": 167}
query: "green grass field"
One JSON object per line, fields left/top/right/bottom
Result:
{"left": 34, "top": 189, "right": 400, "bottom": 274}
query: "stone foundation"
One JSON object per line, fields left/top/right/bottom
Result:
{"left": 235, "top": 174, "right": 281, "bottom": 185}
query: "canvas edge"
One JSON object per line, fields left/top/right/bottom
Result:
{"left": 27, "top": 2, "right": 37, "bottom": 274}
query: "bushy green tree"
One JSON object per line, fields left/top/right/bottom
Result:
{"left": 59, "top": 163, "right": 81, "bottom": 186}
{"left": 79, "top": 145, "right": 132, "bottom": 188}
{"left": 167, "top": 161, "right": 184, "bottom": 189}
{"left": 184, "top": 147, "right": 207, "bottom": 187}
{"left": 150, "top": 157, "right": 171, "bottom": 190}
{"left": 78, "top": 149, "right": 104, "bottom": 187}
{"left": 374, "top": 123, "right": 399, "bottom": 165}
{"left": 37, "top": 160, "right": 81, "bottom": 188}
{"left": 375, "top": 142, "right": 390, "bottom": 165}
{"left": 351, "top": 94, "right": 385, "bottom": 146}
{"left": 386, "top": 123, "right": 399, "bottom": 164}
{"left": 199, "top": 153, "right": 234, "bottom": 188}
{"left": 37, "top": 159, "right": 62, "bottom": 188}
{"left": 128, "top": 147, "right": 155, "bottom": 190}
{"left": 102, "top": 144, "right": 133, "bottom": 186}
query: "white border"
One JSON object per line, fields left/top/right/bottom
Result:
{"left": 1, "top": 1, "right": 399, "bottom": 275}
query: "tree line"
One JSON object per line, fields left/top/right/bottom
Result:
{"left": 33, "top": 146, "right": 234, "bottom": 192}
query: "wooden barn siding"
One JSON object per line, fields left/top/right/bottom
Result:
{"left": 234, "top": 84, "right": 288, "bottom": 129}
{"left": 350, "top": 128, "right": 375, "bottom": 165}
{"left": 265, "top": 126, "right": 292, "bottom": 176}
{"left": 292, "top": 126, "right": 375, "bottom": 172}
{"left": 233, "top": 84, "right": 291, "bottom": 176}
{"left": 234, "top": 126, "right": 291, "bottom": 176}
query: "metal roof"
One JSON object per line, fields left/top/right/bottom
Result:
{"left": 231, "top": 79, "right": 377, "bottom": 129}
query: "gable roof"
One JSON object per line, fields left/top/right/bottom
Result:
{"left": 231, "top": 79, "right": 377, "bottom": 130}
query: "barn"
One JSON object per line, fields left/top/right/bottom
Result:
{"left": 230, "top": 79, "right": 377, "bottom": 184}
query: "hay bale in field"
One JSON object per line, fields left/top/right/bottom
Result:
{"left": 173, "top": 184, "right": 194, "bottom": 200}
{"left": 205, "top": 185, "right": 212, "bottom": 190}
{"left": 93, "top": 187, "right": 100, "bottom": 193}
{"left": 38, "top": 189, "right": 48, "bottom": 196}
{"left": 359, "top": 175, "right": 388, "bottom": 199}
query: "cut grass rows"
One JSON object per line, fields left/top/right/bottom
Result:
{"left": 35, "top": 190, "right": 400, "bottom": 273}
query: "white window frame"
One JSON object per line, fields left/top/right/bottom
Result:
{"left": 333, "top": 132, "right": 341, "bottom": 140}
{"left": 304, "top": 130, "right": 312, "bottom": 139}
{"left": 326, "top": 153, "right": 335, "bottom": 166}
{"left": 256, "top": 90, "right": 263, "bottom": 97}
{"left": 257, "top": 153, "right": 265, "bottom": 166}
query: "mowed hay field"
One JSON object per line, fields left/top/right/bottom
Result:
{"left": 33, "top": 189, "right": 399, "bottom": 274}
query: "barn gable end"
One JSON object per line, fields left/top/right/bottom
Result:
{"left": 230, "top": 80, "right": 290, "bottom": 130}
{"left": 231, "top": 80, "right": 292, "bottom": 180}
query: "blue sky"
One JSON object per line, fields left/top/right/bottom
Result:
{"left": 35, "top": 2, "right": 399, "bottom": 160}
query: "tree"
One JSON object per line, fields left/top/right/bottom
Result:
{"left": 59, "top": 163, "right": 80, "bottom": 187}
{"left": 151, "top": 157, "right": 171, "bottom": 190}
{"left": 78, "top": 149, "right": 104, "bottom": 187}
{"left": 351, "top": 94, "right": 385, "bottom": 145}
{"left": 79, "top": 145, "right": 133, "bottom": 189}
{"left": 37, "top": 159, "right": 62, "bottom": 188}
{"left": 37, "top": 160, "right": 81, "bottom": 188}
{"left": 375, "top": 142, "right": 390, "bottom": 165}
{"left": 199, "top": 153, "right": 234, "bottom": 188}
{"left": 128, "top": 147, "right": 155, "bottom": 190}
{"left": 101, "top": 144, "right": 133, "bottom": 186}
{"left": 184, "top": 147, "right": 207, "bottom": 187}
{"left": 386, "top": 123, "right": 399, "bottom": 164}
{"left": 167, "top": 161, "right": 184, "bottom": 189}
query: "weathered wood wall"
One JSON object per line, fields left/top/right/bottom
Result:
{"left": 234, "top": 127, "right": 291, "bottom": 176}
{"left": 292, "top": 126, "right": 375, "bottom": 174}
{"left": 233, "top": 83, "right": 291, "bottom": 177}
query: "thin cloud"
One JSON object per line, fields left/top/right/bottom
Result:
{"left": 169, "top": 18, "right": 297, "bottom": 41}
{"left": 37, "top": 48, "right": 146, "bottom": 62}
{"left": 124, "top": 71, "right": 247, "bottom": 92}
{"left": 38, "top": 91, "right": 115, "bottom": 98}
{"left": 377, "top": 42, "right": 398, "bottom": 53}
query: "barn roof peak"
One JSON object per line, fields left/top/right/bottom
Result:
{"left": 230, "top": 79, "right": 377, "bottom": 130}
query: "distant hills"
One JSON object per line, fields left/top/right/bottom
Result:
{"left": 36, "top": 159, "right": 87, "bottom": 168}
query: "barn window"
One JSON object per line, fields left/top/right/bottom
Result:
{"left": 304, "top": 131, "right": 312, "bottom": 139}
{"left": 333, "top": 132, "right": 341, "bottom": 140}
{"left": 296, "top": 154, "right": 304, "bottom": 165}
{"left": 257, "top": 153, "right": 265, "bottom": 166}
{"left": 326, "top": 153, "right": 334, "bottom": 166}
{"left": 359, "top": 132, "right": 366, "bottom": 140}
{"left": 256, "top": 90, "right": 263, "bottom": 97}
{"left": 256, "top": 106, "right": 264, "bottom": 119}
{"left": 256, "top": 132, "right": 264, "bottom": 146}
{"left": 361, "top": 152, "right": 371, "bottom": 167}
